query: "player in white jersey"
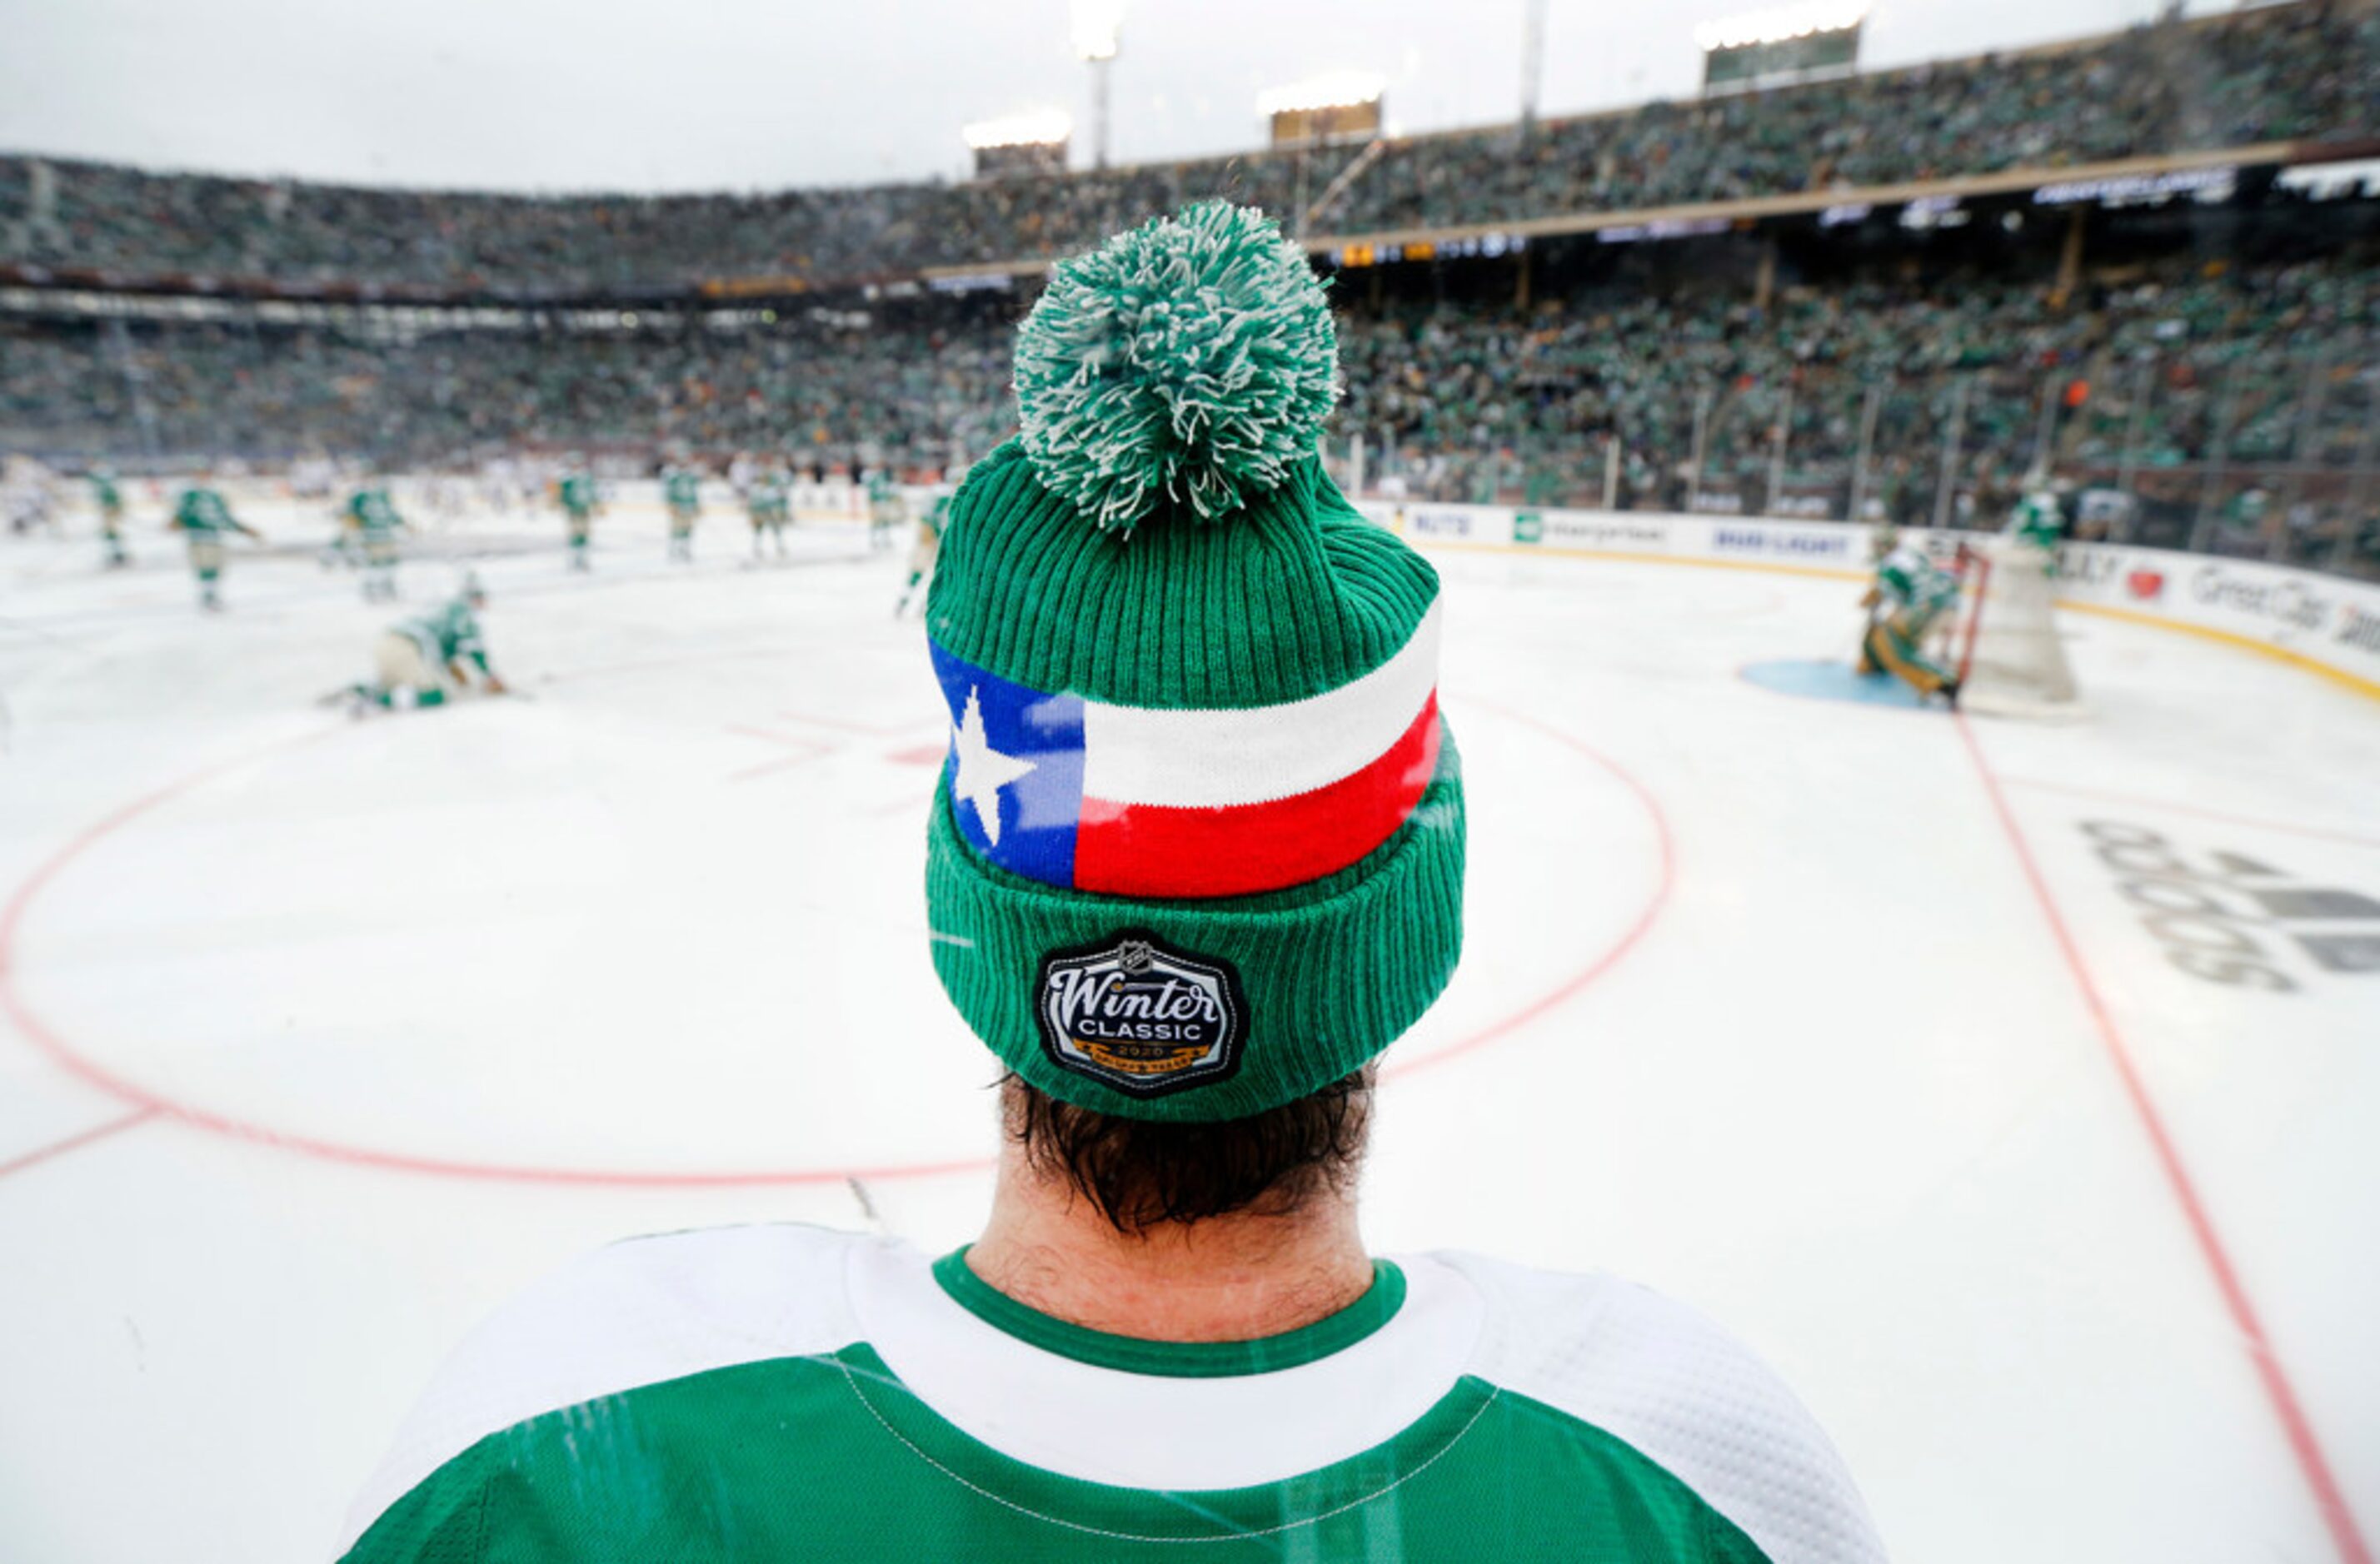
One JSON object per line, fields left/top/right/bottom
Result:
{"left": 342, "top": 203, "right": 1884, "bottom": 1564}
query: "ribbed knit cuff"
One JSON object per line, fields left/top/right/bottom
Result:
{"left": 926, "top": 726, "right": 1464, "bottom": 1123}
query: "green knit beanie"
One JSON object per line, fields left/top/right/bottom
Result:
{"left": 922, "top": 202, "right": 1464, "bottom": 1123}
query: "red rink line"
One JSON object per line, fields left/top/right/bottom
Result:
{"left": 1995, "top": 775, "right": 2380, "bottom": 853}
{"left": 1955, "top": 714, "right": 2373, "bottom": 1564}
{"left": 1386, "top": 694, "right": 1675, "bottom": 1081}
{"left": 0, "top": 706, "right": 1670, "bottom": 1188}
{"left": 0, "top": 1107, "right": 159, "bottom": 1182}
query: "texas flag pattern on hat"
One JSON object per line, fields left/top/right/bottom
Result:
{"left": 929, "top": 602, "right": 1444, "bottom": 900}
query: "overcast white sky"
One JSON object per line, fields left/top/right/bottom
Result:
{"left": 0, "top": 0, "right": 2204, "bottom": 193}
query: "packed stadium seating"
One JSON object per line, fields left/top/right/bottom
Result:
{"left": 7, "top": 245, "right": 2373, "bottom": 568}
{"left": 2, "top": 2, "right": 2373, "bottom": 294}
{"left": 4, "top": 2, "right": 2375, "bottom": 574}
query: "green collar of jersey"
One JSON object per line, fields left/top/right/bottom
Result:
{"left": 932, "top": 1248, "right": 1406, "bottom": 1377}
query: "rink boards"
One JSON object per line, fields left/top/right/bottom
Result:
{"left": 1360, "top": 500, "right": 2380, "bottom": 700}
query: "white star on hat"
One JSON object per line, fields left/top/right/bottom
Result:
{"left": 951, "top": 685, "right": 1038, "bottom": 847}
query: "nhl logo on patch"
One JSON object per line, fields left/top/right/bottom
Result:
{"left": 1035, "top": 930, "right": 1247, "bottom": 1097}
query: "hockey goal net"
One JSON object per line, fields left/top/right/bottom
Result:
{"left": 1946, "top": 536, "right": 2084, "bottom": 718}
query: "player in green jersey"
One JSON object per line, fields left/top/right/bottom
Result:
{"left": 1858, "top": 538, "right": 1963, "bottom": 705}
{"left": 345, "top": 485, "right": 409, "bottom": 603}
{"left": 347, "top": 575, "right": 506, "bottom": 712}
{"left": 2007, "top": 488, "right": 2064, "bottom": 555}
{"left": 167, "top": 474, "right": 263, "bottom": 610}
{"left": 745, "top": 465, "right": 791, "bottom": 561}
{"left": 557, "top": 462, "right": 601, "bottom": 571}
{"left": 342, "top": 202, "right": 1883, "bottom": 1564}
{"left": 662, "top": 463, "right": 702, "bottom": 563}
{"left": 89, "top": 469, "right": 129, "bottom": 568}
{"left": 865, "top": 466, "right": 902, "bottom": 552}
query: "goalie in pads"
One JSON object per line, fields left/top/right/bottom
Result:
{"left": 1859, "top": 532, "right": 1962, "bottom": 706}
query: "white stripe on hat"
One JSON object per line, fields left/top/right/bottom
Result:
{"left": 1079, "top": 599, "right": 1443, "bottom": 809}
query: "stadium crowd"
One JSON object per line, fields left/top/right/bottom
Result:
{"left": 3, "top": 2, "right": 2373, "bottom": 294}
{"left": 7, "top": 247, "right": 2373, "bottom": 567}
{"left": 1345, "top": 252, "right": 2376, "bottom": 534}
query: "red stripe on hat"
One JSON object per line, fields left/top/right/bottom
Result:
{"left": 1074, "top": 695, "right": 1442, "bottom": 899}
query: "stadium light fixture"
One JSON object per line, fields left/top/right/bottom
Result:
{"left": 962, "top": 108, "right": 1075, "bottom": 151}
{"left": 1071, "top": 0, "right": 1122, "bottom": 62}
{"left": 1071, "top": 0, "right": 1123, "bottom": 171}
{"left": 1257, "top": 70, "right": 1389, "bottom": 117}
{"left": 1692, "top": 0, "right": 1868, "bottom": 52}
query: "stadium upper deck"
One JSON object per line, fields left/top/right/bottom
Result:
{"left": 2, "top": 0, "right": 2373, "bottom": 301}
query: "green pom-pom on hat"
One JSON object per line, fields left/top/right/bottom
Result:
{"left": 1013, "top": 200, "right": 1340, "bottom": 535}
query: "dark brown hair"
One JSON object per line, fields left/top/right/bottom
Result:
{"left": 1001, "top": 1069, "right": 1373, "bottom": 1233}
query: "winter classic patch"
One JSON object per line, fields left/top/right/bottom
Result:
{"left": 1035, "top": 931, "right": 1246, "bottom": 1096}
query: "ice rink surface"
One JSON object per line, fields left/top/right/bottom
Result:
{"left": 2, "top": 496, "right": 2376, "bottom": 1562}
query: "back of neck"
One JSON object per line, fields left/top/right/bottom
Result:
{"left": 965, "top": 1155, "right": 1373, "bottom": 1343}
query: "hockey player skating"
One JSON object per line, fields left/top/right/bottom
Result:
{"left": 1859, "top": 533, "right": 1963, "bottom": 705}
{"left": 168, "top": 473, "right": 262, "bottom": 611}
{"left": 893, "top": 491, "right": 946, "bottom": 616}
{"left": 345, "top": 483, "right": 408, "bottom": 602}
{"left": 661, "top": 461, "right": 702, "bottom": 562}
{"left": 341, "top": 202, "right": 1884, "bottom": 1564}
{"left": 346, "top": 575, "right": 506, "bottom": 712}
{"left": 864, "top": 466, "right": 902, "bottom": 551}
{"left": 744, "top": 464, "right": 791, "bottom": 561}
{"left": 89, "top": 468, "right": 130, "bottom": 567}
{"left": 2007, "top": 488, "right": 2065, "bottom": 555}
{"left": 557, "top": 461, "right": 600, "bottom": 571}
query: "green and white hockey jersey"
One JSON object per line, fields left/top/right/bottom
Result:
{"left": 559, "top": 474, "right": 600, "bottom": 519}
{"left": 347, "top": 488, "right": 403, "bottom": 540}
{"left": 2004, "top": 492, "right": 2063, "bottom": 555}
{"left": 397, "top": 599, "right": 489, "bottom": 674}
{"left": 172, "top": 486, "right": 243, "bottom": 538}
{"left": 1874, "top": 545, "right": 1958, "bottom": 634}
{"left": 663, "top": 469, "right": 702, "bottom": 516}
{"left": 747, "top": 474, "right": 791, "bottom": 523}
{"left": 337, "top": 1226, "right": 1883, "bottom": 1562}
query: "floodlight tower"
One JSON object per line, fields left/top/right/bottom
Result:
{"left": 1073, "top": 0, "right": 1124, "bottom": 171}
{"left": 1520, "top": 0, "right": 1547, "bottom": 137}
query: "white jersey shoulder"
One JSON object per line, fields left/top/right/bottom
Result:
{"left": 343, "top": 1229, "right": 1884, "bottom": 1564}
{"left": 336, "top": 1223, "right": 874, "bottom": 1554}
{"left": 1439, "top": 1250, "right": 1888, "bottom": 1564}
